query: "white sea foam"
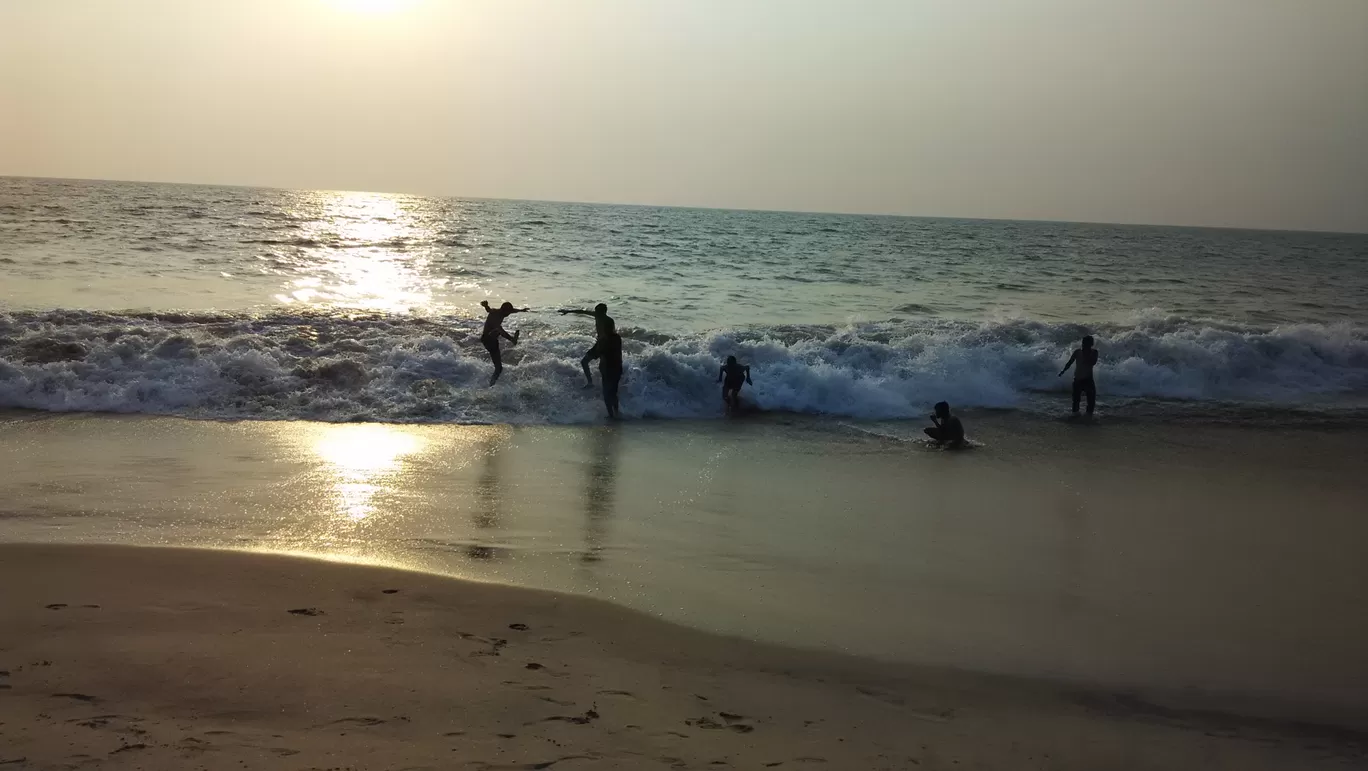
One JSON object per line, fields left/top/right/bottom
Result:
{"left": 1, "top": 310, "right": 1365, "bottom": 423}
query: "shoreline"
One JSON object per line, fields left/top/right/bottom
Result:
{"left": 2, "top": 543, "right": 1365, "bottom": 770}
{"left": 4, "top": 411, "right": 1368, "bottom": 727}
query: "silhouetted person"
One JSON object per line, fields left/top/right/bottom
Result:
{"left": 716, "top": 355, "right": 752, "bottom": 414}
{"left": 559, "top": 303, "right": 614, "bottom": 387}
{"left": 598, "top": 319, "right": 624, "bottom": 419}
{"left": 924, "top": 401, "right": 965, "bottom": 447}
{"left": 480, "top": 300, "right": 527, "bottom": 386}
{"left": 1059, "top": 335, "right": 1099, "bottom": 415}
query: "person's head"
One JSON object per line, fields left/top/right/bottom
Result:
{"left": 594, "top": 303, "right": 608, "bottom": 316}
{"left": 499, "top": 301, "right": 514, "bottom": 312}
{"left": 726, "top": 355, "right": 737, "bottom": 365}
{"left": 1082, "top": 335, "right": 1094, "bottom": 349}
{"left": 934, "top": 401, "right": 950, "bottom": 418}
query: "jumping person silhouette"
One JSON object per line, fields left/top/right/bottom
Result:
{"left": 480, "top": 300, "right": 528, "bottom": 386}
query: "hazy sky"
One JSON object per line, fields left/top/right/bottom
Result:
{"left": 2, "top": 0, "right": 1366, "bottom": 231}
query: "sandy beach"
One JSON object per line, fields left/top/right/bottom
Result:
{"left": 0, "top": 544, "right": 1363, "bottom": 770}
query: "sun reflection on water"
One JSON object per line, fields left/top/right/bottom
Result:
{"left": 272, "top": 191, "right": 449, "bottom": 314}
{"left": 313, "top": 424, "right": 425, "bottom": 521}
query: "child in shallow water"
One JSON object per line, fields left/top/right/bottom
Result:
{"left": 716, "top": 355, "right": 753, "bottom": 414}
{"left": 924, "top": 401, "right": 965, "bottom": 447}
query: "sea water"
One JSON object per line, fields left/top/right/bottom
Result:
{"left": 4, "top": 177, "right": 1368, "bottom": 723}
{"left": 3, "top": 177, "right": 1366, "bottom": 423}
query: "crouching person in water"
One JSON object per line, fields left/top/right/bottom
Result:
{"left": 924, "top": 401, "right": 965, "bottom": 448}
{"left": 716, "top": 355, "right": 752, "bottom": 414}
{"left": 598, "top": 319, "right": 624, "bottom": 419}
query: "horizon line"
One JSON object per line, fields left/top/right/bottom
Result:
{"left": 4, "top": 173, "right": 1364, "bottom": 237}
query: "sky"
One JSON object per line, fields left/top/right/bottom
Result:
{"left": 1, "top": 0, "right": 1366, "bottom": 232}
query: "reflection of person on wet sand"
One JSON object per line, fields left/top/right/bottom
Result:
{"left": 480, "top": 300, "right": 528, "bottom": 386}
{"left": 469, "top": 434, "right": 505, "bottom": 560}
{"left": 716, "top": 355, "right": 752, "bottom": 414}
{"left": 580, "top": 427, "right": 621, "bottom": 563}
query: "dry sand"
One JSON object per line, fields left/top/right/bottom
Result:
{"left": 0, "top": 544, "right": 1363, "bottom": 770}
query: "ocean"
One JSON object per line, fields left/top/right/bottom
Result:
{"left": 3, "top": 176, "right": 1367, "bottom": 423}
{"left": 4, "top": 177, "right": 1368, "bottom": 725}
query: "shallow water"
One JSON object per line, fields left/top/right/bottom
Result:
{"left": 4, "top": 411, "right": 1366, "bottom": 723}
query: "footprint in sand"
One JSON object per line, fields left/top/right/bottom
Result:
{"left": 536, "top": 709, "right": 599, "bottom": 726}
{"left": 45, "top": 603, "right": 67, "bottom": 610}
{"left": 328, "top": 717, "right": 386, "bottom": 727}
{"left": 287, "top": 607, "right": 325, "bottom": 616}
{"left": 51, "top": 693, "right": 99, "bottom": 703}
{"left": 508, "top": 623, "right": 529, "bottom": 631}
{"left": 686, "top": 716, "right": 755, "bottom": 734}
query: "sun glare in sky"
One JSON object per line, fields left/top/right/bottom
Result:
{"left": 327, "top": 0, "right": 414, "bottom": 14}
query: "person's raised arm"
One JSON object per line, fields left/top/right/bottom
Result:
{"left": 511, "top": 307, "right": 530, "bottom": 314}
{"left": 480, "top": 300, "right": 491, "bottom": 311}
{"left": 1058, "top": 351, "right": 1077, "bottom": 377}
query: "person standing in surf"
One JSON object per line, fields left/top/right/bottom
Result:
{"left": 480, "top": 300, "right": 528, "bottom": 386}
{"left": 598, "top": 318, "right": 624, "bottom": 419}
{"left": 924, "top": 401, "right": 966, "bottom": 447}
{"left": 1058, "top": 335, "right": 1099, "bottom": 415}
{"left": 558, "top": 303, "right": 615, "bottom": 388}
{"left": 716, "top": 355, "right": 752, "bottom": 414}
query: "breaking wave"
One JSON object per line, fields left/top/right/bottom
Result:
{"left": 1, "top": 310, "right": 1365, "bottom": 423}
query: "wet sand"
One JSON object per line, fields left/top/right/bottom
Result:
{"left": 2, "top": 543, "right": 1365, "bottom": 770}
{"left": 3, "top": 410, "right": 1368, "bottom": 732}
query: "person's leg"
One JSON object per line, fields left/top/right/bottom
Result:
{"left": 486, "top": 340, "right": 503, "bottom": 385}
{"left": 581, "top": 344, "right": 600, "bottom": 387}
{"left": 1071, "top": 379, "right": 1082, "bottom": 413}
{"left": 924, "top": 427, "right": 942, "bottom": 441}
{"left": 1085, "top": 379, "right": 1096, "bottom": 415}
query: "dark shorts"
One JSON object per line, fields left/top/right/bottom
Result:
{"left": 1072, "top": 377, "right": 1097, "bottom": 410}
{"left": 583, "top": 342, "right": 601, "bottom": 361}
{"left": 481, "top": 335, "right": 499, "bottom": 355}
{"left": 723, "top": 376, "right": 745, "bottom": 391}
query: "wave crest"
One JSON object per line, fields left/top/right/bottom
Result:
{"left": 1, "top": 310, "right": 1365, "bottom": 423}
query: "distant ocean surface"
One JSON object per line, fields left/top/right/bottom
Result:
{"left": 3, "top": 176, "right": 1367, "bottom": 424}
